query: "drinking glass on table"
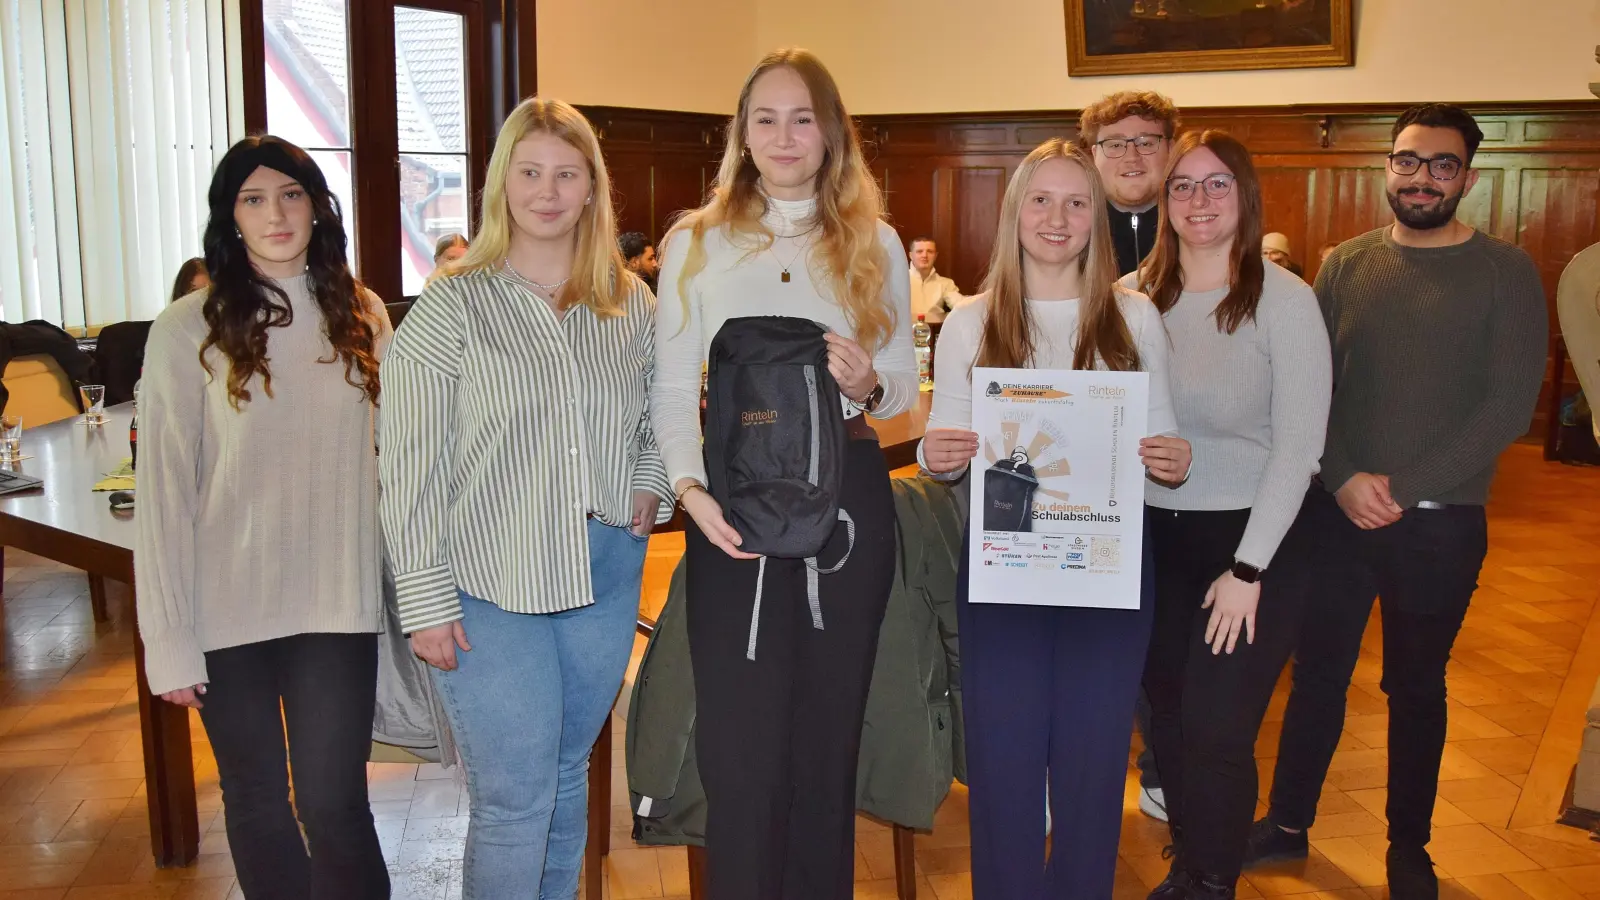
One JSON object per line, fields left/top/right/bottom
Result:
{"left": 79, "top": 384, "right": 107, "bottom": 425}
{"left": 0, "top": 416, "right": 22, "bottom": 464}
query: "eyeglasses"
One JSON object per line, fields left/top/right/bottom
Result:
{"left": 1094, "top": 134, "right": 1165, "bottom": 158}
{"left": 1387, "top": 153, "right": 1463, "bottom": 181}
{"left": 1166, "top": 173, "right": 1235, "bottom": 201}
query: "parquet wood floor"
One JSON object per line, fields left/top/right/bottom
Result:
{"left": 0, "top": 444, "right": 1595, "bottom": 898}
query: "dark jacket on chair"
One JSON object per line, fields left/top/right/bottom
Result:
{"left": 0, "top": 320, "right": 93, "bottom": 414}
{"left": 626, "top": 476, "right": 967, "bottom": 844}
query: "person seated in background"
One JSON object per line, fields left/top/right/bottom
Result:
{"left": 433, "top": 233, "right": 469, "bottom": 272}
{"left": 93, "top": 256, "right": 211, "bottom": 406}
{"left": 907, "top": 237, "right": 962, "bottom": 323}
{"left": 171, "top": 257, "right": 210, "bottom": 301}
{"left": 1262, "top": 232, "right": 1304, "bottom": 277}
{"left": 1318, "top": 241, "right": 1340, "bottom": 264}
{"left": 619, "top": 231, "right": 659, "bottom": 291}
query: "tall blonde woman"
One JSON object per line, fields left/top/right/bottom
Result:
{"left": 380, "top": 98, "right": 671, "bottom": 899}
{"left": 652, "top": 49, "right": 916, "bottom": 899}
{"left": 919, "top": 139, "right": 1191, "bottom": 898}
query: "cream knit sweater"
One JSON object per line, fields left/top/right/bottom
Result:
{"left": 134, "top": 275, "right": 391, "bottom": 695}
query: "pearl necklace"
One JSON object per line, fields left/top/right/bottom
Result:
{"left": 502, "top": 258, "right": 569, "bottom": 293}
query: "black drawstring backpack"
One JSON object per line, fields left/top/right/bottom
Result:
{"left": 982, "top": 448, "right": 1038, "bottom": 532}
{"left": 704, "top": 316, "right": 855, "bottom": 659}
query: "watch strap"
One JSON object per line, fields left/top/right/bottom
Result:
{"left": 1231, "top": 559, "right": 1264, "bottom": 584}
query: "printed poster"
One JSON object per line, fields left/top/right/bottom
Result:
{"left": 968, "top": 368, "right": 1149, "bottom": 609}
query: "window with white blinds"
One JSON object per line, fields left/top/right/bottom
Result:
{"left": 0, "top": 0, "right": 242, "bottom": 330}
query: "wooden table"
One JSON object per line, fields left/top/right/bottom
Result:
{"left": 871, "top": 390, "right": 931, "bottom": 470}
{"left": 0, "top": 405, "right": 199, "bottom": 868}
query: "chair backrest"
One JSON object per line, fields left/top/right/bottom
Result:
{"left": 386, "top": 301, "right": 414, "bottom": 329}
{"left": 2, "top": 355, "right": 80, "bottom": 426}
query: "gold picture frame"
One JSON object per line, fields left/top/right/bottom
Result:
{"left": 1065, "top": 0, "right": 1354, "bottom": 76}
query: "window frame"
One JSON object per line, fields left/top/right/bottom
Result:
{"left": 240, "top": 0, "right": 507, "bottom": 303}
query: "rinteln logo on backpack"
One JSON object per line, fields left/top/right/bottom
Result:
{"left": 741, "top": 409, "right": 779, "bottom": 426}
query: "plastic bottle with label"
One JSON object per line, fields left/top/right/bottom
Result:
{"left": 912, "top": 315, "right": 932, "bottom": 387}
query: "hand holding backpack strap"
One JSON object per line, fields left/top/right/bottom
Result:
{"left": 823, "top": 332, "right": 880, "bottom": 410}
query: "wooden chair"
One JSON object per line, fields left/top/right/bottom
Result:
{"left": 584, "top": 615, "right": 922, "bottom": 900}
{"left": 1545, "top": 333, "right": 1569, "bottom": 461}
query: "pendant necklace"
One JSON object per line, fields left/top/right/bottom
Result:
{"left": 770, "top": 222, "right": 819, "bottom": 283}
{"left": 502, "top": 258, "right": 569, "bottom": 294}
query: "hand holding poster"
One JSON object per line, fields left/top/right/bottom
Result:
{"left": 968, "top": 368, "right": 1149, "bottom": 609}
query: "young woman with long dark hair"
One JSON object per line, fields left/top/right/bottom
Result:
{"left": 1130, "top": 130, "right": 1331, "bottom": 899}
{"left": 651, "top": 48, "right": 916, "bottom": 899}
{"left": 134, "top": 135, "right": 391, "bottom": 899}
{"left": 380, "top": 98, "right": 670, "bottom": 899}
{"left": 919, "top": 138, "right": 1191, "bottom": 898}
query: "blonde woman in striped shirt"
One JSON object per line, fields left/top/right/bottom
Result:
{"left": 379, "top": 98, "right": 671, "bottom": 899}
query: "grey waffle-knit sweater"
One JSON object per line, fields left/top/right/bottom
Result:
{"left": 1316, "top": 227, "right": 1547, "bottom": 508}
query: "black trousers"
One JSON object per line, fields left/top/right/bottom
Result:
{"left": 686, "top": 440, "right": 896, "bottom": 900}
{"left": 198, "top": 632, "right": 389, "bottom": 900}
{"left": 1267, "top": 488, "right": 1488, "bottom": 848}
{"left": 1142, "top": 497, "right": 1314, "bottom": 881}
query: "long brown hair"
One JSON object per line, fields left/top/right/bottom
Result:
{"left": 446, "top": 98, "right": 628, "bottom": 315}
{"left": 976, "top": 139, "right": 1140, "bottom": 372}
{"left": 200, "top": 136, "right": 380, "bottom": 410}
{"left": 1139, "top": 129, "right": 1266, "bottom": 335}
{"left": 669, "top": 49, "right": 894, "bottom": 353}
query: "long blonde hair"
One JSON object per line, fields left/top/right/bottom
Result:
{"left": 669, "top": 49, "right": 894, "bottom": 352}
{"left": 448, "top": 97, "right": 627, "bottom": 315}
{"left": 976, "top": 138, "right": 1139, "bottom": 372}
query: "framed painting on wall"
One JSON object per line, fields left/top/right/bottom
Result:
{"left": 1066, "top": 0, "right": 1355, "bottom": 76}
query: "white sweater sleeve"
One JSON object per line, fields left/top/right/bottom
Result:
{"left": 869, "top": 224, "right": 919, "bottom": 419}
{"left": 916, "top": 296, "right": 984, "bottom": 479}
{"left": 651, "top": 230, "right": 709, "bottom": 490}
{"left": 1125, "top": 290, "right": 1179, "bottom": 436}
{"left": 134, "top": 303, "right": 211, "bottom": 696}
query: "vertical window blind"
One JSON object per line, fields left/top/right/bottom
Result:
{"left": 0, "top": 0, "right": 242, "bottom": 330}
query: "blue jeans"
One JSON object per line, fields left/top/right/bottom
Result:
{"left": 431, "top": 518, "right": 647, "bottom": 900}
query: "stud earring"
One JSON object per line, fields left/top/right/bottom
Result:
{"left": 312, "top": 217, "right": 319, "bottom": 226}
{"left": 234, "top": 227, "right": 242, "bottom": 239}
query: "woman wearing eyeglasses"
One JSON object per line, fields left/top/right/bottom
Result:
{"left": 1127, "top": 130, "right": 1331, "bottom": 900}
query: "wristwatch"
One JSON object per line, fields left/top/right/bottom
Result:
{"left": 1231, "top": 560, "right": 1264, "bottom": 584}
{"left": 852, "top": 376, "right": 885, "bottom": 414}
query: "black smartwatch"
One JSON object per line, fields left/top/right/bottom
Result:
{"left": 1230, "top": 560, "right": 1264, "bottom": 584}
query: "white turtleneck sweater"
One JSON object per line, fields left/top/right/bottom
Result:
{"left": 134, "top": 276, "right": 391, "bottom": 696}
{"left": 652, "top": 196, "right": 918, "bottom": 489}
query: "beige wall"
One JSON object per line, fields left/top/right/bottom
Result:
{"left": 753, "top": 0, "right": 1596, "bottom": 113}
{"left": 536, "top": 0, "right": 754, "bottom": 114}
{"left": 541, "top": 0, "right": 1597, "bottom": 115}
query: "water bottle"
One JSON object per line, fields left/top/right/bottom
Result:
{"left": 129, "top": 374, "right": 141, "bottom": 472}
{"left": 912, "top": 315, "right": 933, "bottom": 387}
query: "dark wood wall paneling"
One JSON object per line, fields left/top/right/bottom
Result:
{"left": 579, "top": 106, "right": 727, "bottom": 241}
{"left": 571, "top": 103, "right": 1599, "bottom": 438}
{"left": 853, "top": 103, "right": 1598, "bottom": 439}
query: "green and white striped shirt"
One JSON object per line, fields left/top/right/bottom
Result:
{"left": 379, "top": 269, "right": 672, "bottom": 633}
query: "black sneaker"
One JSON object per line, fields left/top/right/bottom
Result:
{"left": 1242, "top": 817, "right": 1309, "bottom": 868}
{"left": 1386, "top": 844, "right": 1438, "bottom": 899}
{"left": 1189, "top": 873, "right": 1237, "bottom": 900}
{"left": 1146, "top": 856, "right": 1192, "bottom": 900}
